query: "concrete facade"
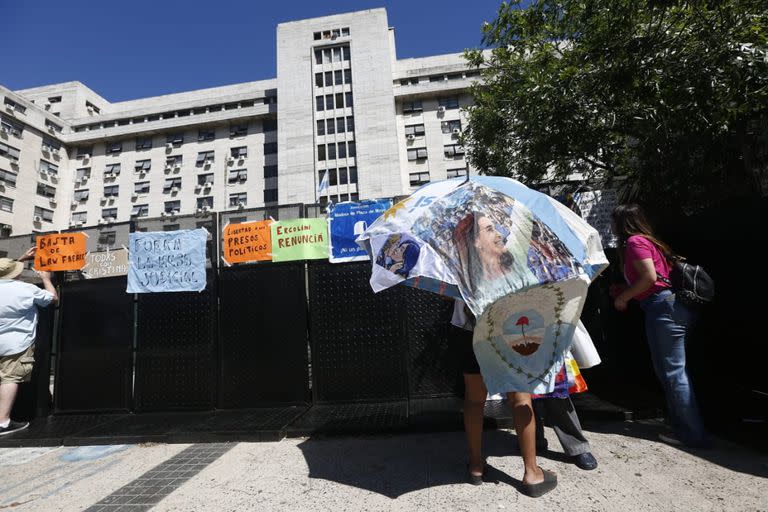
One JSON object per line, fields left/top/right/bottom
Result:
{"left": 0, "top": 8, "right": 480, "bottom": 238}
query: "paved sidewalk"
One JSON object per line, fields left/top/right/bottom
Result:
{"left": 1, "top": 420, "right": 765, "bottom": 512}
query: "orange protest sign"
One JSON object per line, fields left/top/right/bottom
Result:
{"left": 222, "top": 220, "right": 272, "bottom": 264}
{"left": 34, "top": 233, "right": 88, "bottom": 271}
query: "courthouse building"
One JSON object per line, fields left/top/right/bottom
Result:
{"left": 0, "top": 8, "right": 481, "bottom": 238}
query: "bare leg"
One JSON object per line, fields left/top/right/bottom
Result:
{"left": 463, "top": 373, "right": 487, "bottom": 476}
{"left": 0, "top": 382, "right": 19, "bottom": 424}
{"left": 507, "top": 391, "right": 545, "bottom": 485}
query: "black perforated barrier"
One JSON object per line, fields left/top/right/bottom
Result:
{"left": 134, "top": 271, "right": 217, "bottom": 411}
{"left": 54, "top": 277, "right": 133, "bottom": 412}
{"left": 308, "top": 261, "right": 409, "bottom": 403}
{"left": 218, "top": 263, "right": 310, "bottom": 407}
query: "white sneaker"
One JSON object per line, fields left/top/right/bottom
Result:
{"left": 0, "top": 420, "right": 29, "bottom": 436}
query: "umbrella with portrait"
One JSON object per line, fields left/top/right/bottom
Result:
{"left": 357, "top": 176, "right": 608, "bottom": 395}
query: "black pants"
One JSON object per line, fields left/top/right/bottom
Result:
{"left": 533, "top": 396, "right": 591, "bottom": 456}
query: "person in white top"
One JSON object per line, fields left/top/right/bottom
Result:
{"left": 0, "top": 248, "right": 58, "bottom": 436}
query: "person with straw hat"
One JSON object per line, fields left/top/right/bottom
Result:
{"left": 0, "top": 248, "right": 57, "bottom": 436}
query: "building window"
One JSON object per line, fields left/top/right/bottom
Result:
{"left": 338, "top": 142, "right": 347, "bottom": 159}
{"left": 228, "top": 168, "right": 247, "bottom": 183}
{"left": 0, "top": 117, "right": 23, "bottom": 137}
{"left": 324, "top": 71, "right": 333, "bottom": 87}
{"left": 410, "top": 171, "right": 430, "bottom": 186}
{"left": 135, "top": 182, "right": 150, "bottom": 194}
{"left": 327, "top": 143, "right": 336, "bottom": 160}
{"left": 407, "top": 148, "right": 428, "bottom": 161}
{"left": 196, "top": 151, "right": 214, "bottom": 166}
{"left": 37, "top": 183, "right": 56, "bottom": 198}
{"left": 164, "top": 200, "right": 181, "bottom": 214}
{"left": 0, "top": 168, "right": 18, "bottom": 186}
{"left": 317, "top": 144, "right": 326, "bottom": 161}
{"left": 336, "top": 117, "right": 346, "bottom": 134}
{"left": 326, "top": 118, "right": 335, "bottom": 135}
{"left": 230, "top": 146, "right": 247, "bottom": 158}
{"left": 34, "top": 206, "right": 54, "bottom": 222}
{"left": 444, "top": 144, "right": 466, "bottom": 157}
{"left": 439, "top": 97, "right": 460, "bottom": 110}
{"left": 166, "top": 155, "right": 182, "bottom": 167}
{"left": 76, "top": 146, "right": 93, "bottom": 158}
{"left": 348, "top": 141, "right": 356, "bottom": 158}
{"left": 344, "top": 69, "right": 352, "bottom": 84}
{"left": 313, "top": 31, "right": 321, "bottom": 40}
{"left": 103, "top": 185, "right": 119, "bottom": 198}
{"left": 74, "top": 189, "right": 89, "bottom": 201}
{"left": 131, "top": 204, "right": 149, "bottom": 218}
{"left": 105, "top": 163, "right": 121, "bottom": 176}
{"left": 263, "top": 165, "right": 277, "bottom": 179}
{"left": 101, "top": 208, "right": 117, "bottom": 220}
{"left": 163, "top": 177, "right": 182, "bottom": 193}
{"left": 40, "top": 160, "right": 59, "bottom": 175}
{"left": 263, "top": 142, "right": 277, "bottom": 154}
{"left": 42, "top": 137, "right": 60, "bottom": 152}
{"left": 3, "top": 98, "right": 26, "bottom": 114}
{"left": 106, "top": 141, "right": 122, "bottom": 154}
{"left": 0, "top": 195, "right": 13, "bottom": 212}
{"left": 136, "top": 137, "right": 153, "bottom": 150}
{"left": 0, "top": 142, "right": 21, "bottom": 161}
{"left": 135, "top": 159, "right": 151, "bottom": 172}
{"left": 230, "top": 124, "right": 247, "bottom": 138}
{"left": 167, "top": 133, "right": 184, "bottom": 146}
{"left": 197, "top": 173, "right": 214, "bottom": 186}
{"left": 263, "top": 119, "right": 276, "bottom": 132}
{"left": 70, "top": 212, "right": 87, "bottom": 224}
{"left": 76, "top": 168, "right": 91, "bottom": 181}
{"left": 342, "top": 27, "right": 350, "bottom": 36}
{"left": 86, "top": 101, "right": 101, "bottom": 114}
{"left": 316, "top": 120, "right": 325, "bottom": 136}
{"left": 335, "top": 92, "right": 344, "bottom": 110}
{"left": 97, "top": 231, "right": 116, "bottom": 250}
{"left": 402, "top": 100, "right": 423, "bottom": 114}
{"left": 400, "top": 77, "right": 419, "bottom": 86}
{"left": 429, "top": 74, "right": 446, "bottom": 83}
{"left": 326, "top": 168, "right": 338, "bottom": 186}
{"left": 198, "top": 129, "right": 215, "bottom": 142}
{"left": 405, "top": 124, "right": 426, "bottom": 136}
{"left": 343, "top": 46, "right": 351, "bottom": 61}
{"left": 332, "top": 47, "right": 342, "bottom": 63}
{"left": 263, "top": 189, "right": 278, "bottom": 203}
{"left": 314, "top": 49, "right": 322, "bottom": 65}
{"left": 315, "top": 73, "right": 323, "bottom": 87}
{"left": 334, "top": 70, "right": 343, "bottom": 86}
{"left": 229, "top": 192, "right": 247, "bottom": 207}
{"left": 447, "top": 168, "right": 468, "bottom": 178}
{"left": 338, "top": 167, "right": 348, "bottom": 185}
{"left": 316, "top": 96, "right": 324, "bottom": 112}
{"left": 196, "top": 196, "right": 214, "bottom": 209}
{"left": 325, "top": 94, "right": 334, "bottom": 110}
{"left": 441, "top": 120, "right": 462, "bottom": 133}
{"left": 345, "top": 92, "right": 353, "bottom": 108}
{"left": 349, "top": 166, "right": 358, "bottom": 184}
{"left": 346, "top": 116, "right": 354, "bottom": 132}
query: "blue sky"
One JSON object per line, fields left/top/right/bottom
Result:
{"left": 1, "top": 0, "right": 503, "bottom": 102}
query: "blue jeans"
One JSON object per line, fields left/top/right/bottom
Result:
{"left": 639, "top": 289, "right": 709, "bottom": 446}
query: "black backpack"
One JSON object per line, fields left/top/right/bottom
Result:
{"left": 659, "top": 260, "right": 715, "bottom": 306}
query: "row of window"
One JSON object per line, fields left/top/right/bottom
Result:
{"left": 315, "top": 92, "right": 354, "bottom": 112}
{"left": 0, "top": 142, "right": 20, "bottom": 161}
{"left": 318, "top": 166, "right": 358, "bottom": 187}
{"left": 398, "top": 70, "right": 481, "bottom": 87}
{"left": 409, "top": 168, "right": 467, "bottom": 187}
{"left": 74, "top": 163, "right": 276, "bottom": 185}
{"left": 4, "top": 98, "right": 26, "bottom": 115}
{"left": 402, "top": 97, "right": 460, "bottom": 115}
{"left": 0, "top": 168, "right": 18, "bottom": 186}
{"left": 314, "top": 46, "right": 351, "bottom": 65}
{"left": 313, "top": 27, "right": 350, "bottom": 40}
{"left": 1, "top": 116, "right": 24, "bottom": 137}
{"left": 317, "top": 141, "right": 356, "bottom": 161}
{"left": 315, "top": 69, "right": 353, "bottom": 88}
{"left": 97, "top": 130, "right": 276, "bottom": 156}
{"left": 318, "top": 192, "right": 359, "bottom": 206}
{"left": 317, "top": 116, "right": 354, "bottom": 136}
{"left": 72, "top": 102, "right": 276, "bottom": 133}
{"left": 406, "top": 144, "right": 465, "bottom": 161}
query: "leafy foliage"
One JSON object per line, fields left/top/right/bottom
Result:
{"left": 463, "top": 0, "right": 768, "bottom": 211}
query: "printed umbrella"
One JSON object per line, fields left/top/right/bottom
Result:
{"left": 357, "top": 176, "right": 608, "bottom": 395}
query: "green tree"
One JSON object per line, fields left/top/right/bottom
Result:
{"left": 463, "top": 0, "right": 768, "bottom": 211}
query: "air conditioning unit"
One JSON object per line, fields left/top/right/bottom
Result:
{"left": 33, "top": 215, "right": 42, "bottom": 222}
{"left": 0, "top": 126, "right": 9, "bottom": 134}
{"left": 202, "top": 205, "right": 211, "bottom": 212}
{"left": 237, "top": 202, "right": 245, "bottom": 210}
{"left": 49, "top": 199, "right": 57, "bottom": 206}
{"left": 86, "top": 106, "right": 94, "bottom": 114}
{"left": 227, "top": 156, "right": 235, "bottom": 164}
{"left": 437, "top": 106, "right": 445, "bottom": 113}
{"left": 194, "top": 184, "right": 202, "bottom": 191}
{"left": 108, "top": 217, "right": 116, "bottom": 223}
{"left": 44, "top": 102, "right": 51, "bottom": 110}
{"left": 98, "top": 218, "right": 105, "bottom": 225}
{"left": 204, "top": 160, "right": 213, "bottom": 167}
{"left": 165, "top": 143, "right": 174, "bottom": 150}
{"left": 173, "top": 165, "right": 181, "bottom": 172}
{"left": 47, "top": 126, "right": 56, "bottom": 133}
{"left": 70, "top": 221, "right": 84, "bottom": 228}
{"left": 41, "top": 145, "right": 51, "bottom": 153}
{"left": 172, "top": 210, "right": 179, "bottom": 216}
{"left": 9, "top": 161, "right": 18, "bottom": 168}
{"left": 131, "top": 193, "right": 139, "bottom": 200}
{"left": 452, "top": 128, "right": 461, "bottom": 135}
{"left": 406, "top": 134, "right": 415, "bottom": 141}
{"left": 81, "top": 153, "right": 90, "bottom": 160}
{"left": 171, "top": 186, "right": 179, "bottom": 193}
{"left": 39, "top": 170, "right": 48, "bottom": 178}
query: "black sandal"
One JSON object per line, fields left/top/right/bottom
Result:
{"left": 520, "top": 468, "right": 557, "bottom": 498}
{"left": 467, "top": 461, "right": 486, "bottom": 486}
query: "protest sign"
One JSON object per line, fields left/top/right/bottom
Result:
{"left": 34, "top": 233, "right": 87, "bottom": 271}
{"left": 328, "top": 199, "right": 391, "bottom": 263}
{"left": 222, "top": 220, "right": 272, "bottom": 264}
{"left": 270, "top": 218, "right": 328, "bottom": 262}
{"left": 82, "top": 248, "right": 129, "bottom": 279}
{"left": 127, "top": 228, "right": 207, "bottom": 293}
{"left": 573, "top": 189, "right": 619, "bottom": 248}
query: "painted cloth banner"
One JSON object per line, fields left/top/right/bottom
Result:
{"left": 270, "top": 218, "right": 329, "bottom": 262}
{"left": 127, "top": 228, "right": 207, "bottom": 293}
{"left": 34, "top": 233, "right": 87, "bottom": 271}
{"left": 82, "top": 248, "right": 129, "bottom": 279}
{"left": 328, "top": 199, "right": 392, "bottom": 263}
{"left": 222, "top": 220, "right": 272, "bottom": 264}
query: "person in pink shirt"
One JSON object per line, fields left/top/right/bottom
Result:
{"left": 611, "top": 204, "right": 710, "bottom": 448}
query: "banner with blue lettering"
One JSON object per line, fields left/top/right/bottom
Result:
{"left": 329, "top": 199, "right": 392, "bottom": 263}
{"left": 127, "top": 228, "right": 208, "bottom": 293}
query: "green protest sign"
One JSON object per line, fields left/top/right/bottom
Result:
{"left": 270, "top": 218, "right": 329, "bottom": 262}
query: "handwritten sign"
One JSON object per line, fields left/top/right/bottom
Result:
{"left": 82, "top": 248, "right": 129, "bottom": 279}
{"left": 34, "top": 233, "right": 87, "bottom": 271}
{"left": 270, "top": 218, "right": 328, "bottom": 262}
{"left": 329, "top": 199, "right": 392, "bottom": 263}
{"left": 222, "top": 220, "right": 272, "bottom": 264}
{"left": 574, "top": 189, "right": 619, "bottom": 248}
{"left": 127, "top": 229, "right": 207, "bottom": 293}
